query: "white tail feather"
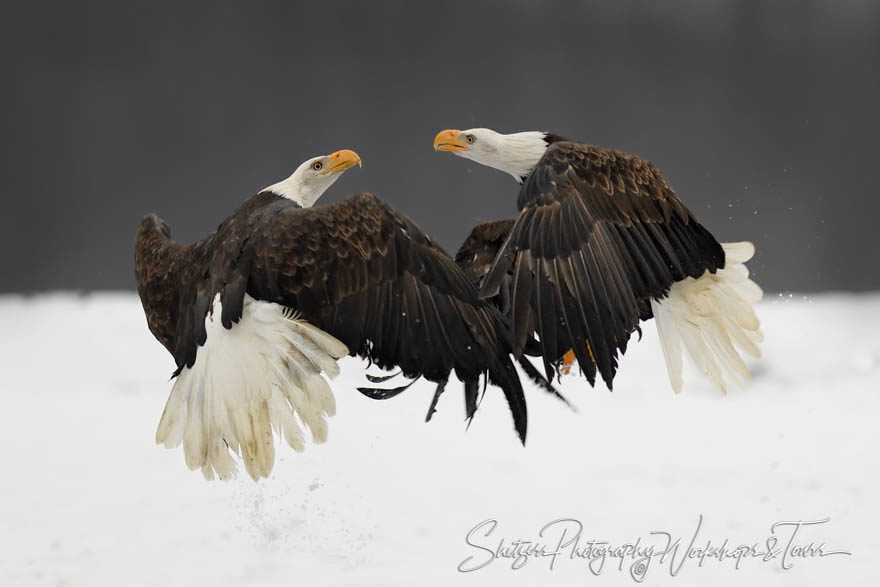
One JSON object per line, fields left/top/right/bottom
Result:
{"left": 651, "top": 242, "right": 763, "bottom": 394}
{"left": 155, "top": 294, "right": 348, "bottom": 481}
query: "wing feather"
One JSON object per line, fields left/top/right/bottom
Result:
{"left": 483, "top": 142, "right": 724, "bottom": 387}
{"left": 240, "top": 193, "right": 528, "bottom": 439}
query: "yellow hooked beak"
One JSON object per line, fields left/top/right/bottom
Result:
{"left": 433, "top": 129, "right": 469, "bottom": 152}
{"left": 321, "top": 149, "right": 362, "bottom": 174}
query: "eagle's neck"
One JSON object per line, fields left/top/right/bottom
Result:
{"left": 261, "top": 164, "right": 339, "bottom": 208}
{"left": 261, "top": 175, "right": 315, "bottom": 208}
{"left": 486, "top": 131, "right": 551, "bottom": 183}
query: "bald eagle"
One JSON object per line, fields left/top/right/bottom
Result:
{"left": 434, "top": 128, "right": 763, "bottom": 393}
{"left": 135, "top": 149, "right": 527, "bottom": 480}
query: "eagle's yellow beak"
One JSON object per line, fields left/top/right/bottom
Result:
{"left": 322, "top": 149, "right": 362, "bottom": 174}
{"left": 433, "top": 129, "right": 469, "bottom": 152}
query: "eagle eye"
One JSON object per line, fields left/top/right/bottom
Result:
{"left": 465, "top": 134, "right": 476, "bottom": 144}
{"left": 313, "top": 161, "right": 323, "bottom": 171}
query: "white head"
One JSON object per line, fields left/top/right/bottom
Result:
{"left": 261, "top": 149, "right": 362, "bottom": 207}
{"left": 433, "top": 128, "right": 549, "bottom": 182}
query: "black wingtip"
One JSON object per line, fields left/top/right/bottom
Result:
{"left": 425, "top": 379, "right": 447, "bottom": 422}
{"left": 516, "top": 419, "right": 527, "bottom": 445}
{"left": 599, "top": 361, "right": 617, "bottom": 391}
{"left": 516, "top": 355, "right": 576, "bottom": 412}
{"left": 357, "top": 376, "right": 420, "bottom": 400}
{"left": 365, "top": 370, "right": 402, "bottom": 384}
{"left": 492, "top": 359, "right": 528, "bottom": 447}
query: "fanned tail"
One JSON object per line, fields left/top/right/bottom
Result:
{"left": 651, "top": 242, "right": 764, "bottom": 394}
{"left": 155, "top": 295, "right": 348, "bottom": 481}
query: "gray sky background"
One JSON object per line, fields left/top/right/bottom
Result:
{"left": 2, "top": 0, "right": 878, "bottom": 293}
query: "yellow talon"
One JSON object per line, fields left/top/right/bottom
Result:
{"left": 560, "top": 349, "right": 577, "bottom": 375}
{"left": 559, "top": 343, "right": 594, "bottom": 376}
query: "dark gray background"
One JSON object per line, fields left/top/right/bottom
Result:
{"left": 3, "top": 0, "right": 878, "bottom": 293}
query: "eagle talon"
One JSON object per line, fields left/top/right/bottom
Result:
{"left": 560, "top": 349, "right": 577, "bottom": 376}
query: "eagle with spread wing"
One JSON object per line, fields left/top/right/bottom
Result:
{"left": 435, "top": 128, "right": 763, "bottom": 393}
{"left": 135, "top": 150, "right": 528, "bottom": 480}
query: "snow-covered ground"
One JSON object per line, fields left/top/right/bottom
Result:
{"left": 0, "top": 293, "right": 877, "bottom": 586}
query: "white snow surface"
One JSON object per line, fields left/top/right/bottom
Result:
{"left": 1, "top": 292, "right": 877, "bottom": 586}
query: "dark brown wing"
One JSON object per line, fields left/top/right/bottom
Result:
{"left": 134, "top": 214, "right": 191, "bottom": 357}
{"left": 455, "top": 219, "right": 515, "bottom": 284}
{"left": 136, "top": 192, "right": 528, "bottom": 441}
{"left": 454, "top": 219, "right": 515, "bottom": 301}
{"left": 454, "top": 219, "right": 572, "bottom": 407}
{"left": 455, "top": 218, "right": 545, "bottom": 353}
{"left": 243, "top": 193, "right": 527, "bottom": 440}
{"left": 481, "top": 142, "right": 724, "bottom": 387}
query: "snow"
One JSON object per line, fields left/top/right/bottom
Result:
{"left": 1, "top": 292, "right": 877, "bottom": 586}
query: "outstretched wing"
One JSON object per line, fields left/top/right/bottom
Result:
{"left": 481, "top": 142, "right": 725, "bottom": 387}
{"left": 241, "top": 193, "right": 527, "bottom": 440}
